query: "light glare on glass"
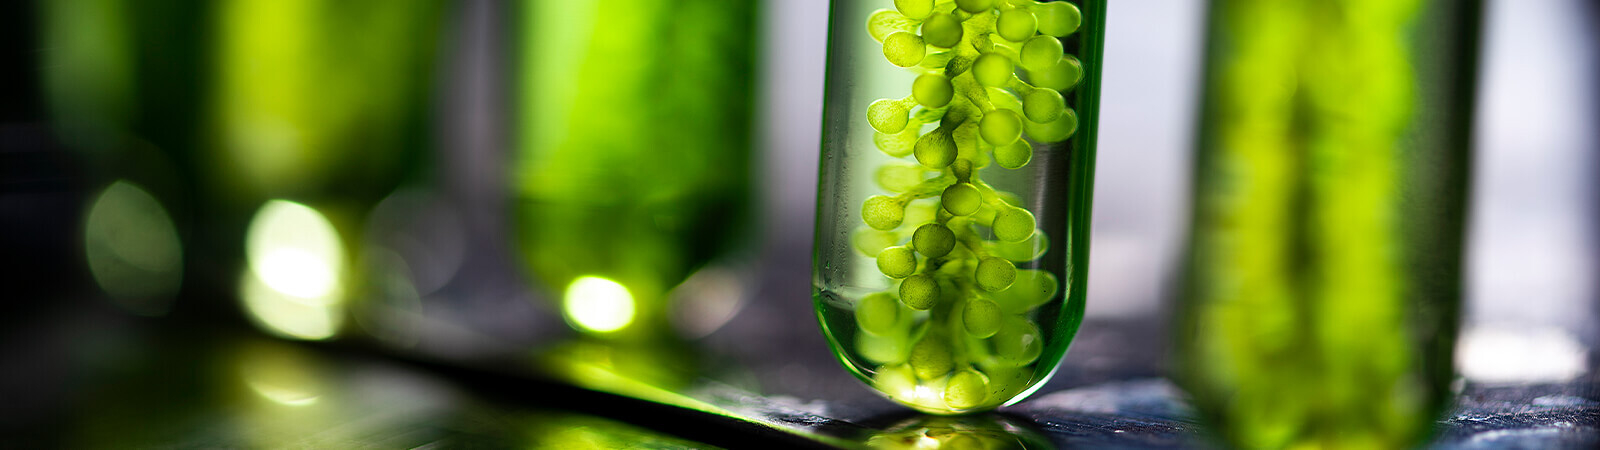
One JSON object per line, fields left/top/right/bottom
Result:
{"left": 564, "top": 276, "right": 636, "bottom": 333}
{"left": 241, "top": 200, "right": 345, "bottom": 340}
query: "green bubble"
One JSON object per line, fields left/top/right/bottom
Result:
{"left": 990, "top": 316, "right": 1043, "bottom": 366}
{"left": 972, "top": 53, "right": 1014, "bottom": 88}
{"left": 1019, "top": 35, "right": 1064, "bottom": 72}
{"left": 997, "top": 9, "right": 1037, "bottom": 42}
{"left": 863, "top": 195, "right": 907, "bottom": 230}
{"left": 992, "top": 206, "right": 1036, "bottom": 242}
{"left": 883, "top": 32, "right": 927, "bottom": 67}
{"left": 979, "top": 109, "right": 1023, "bottom": 146}
{"left": 1034, "top": 1, "right": 1081, "bottom": 37}
{"left": 921, "top": 13, "right": 964, "bottom": 48}
{"left": 952, "top": 158, "right": 974, "bottom": 182}
{"left": 963, "top": 298, "right": 1003, "bottom": 338}
{"left": 913, "top": 73, "right": 954, "bottom": 108}
{"left": 914, "top": 130, "right": 958, "bottom": 169}
{"left": 942, "top": 183, "right": 983, "bottom": 216}
{"left": 868, "top": 9, "right": 915, "bottom": 42}
{"left": 975, "top": 256, "right": 1016, "bottom": 292}
{"left": 1023, "top": 88, "right": 1065, "bottom": 123}
{"left": 944, "top": 369, "right": 990, "bottom": 409}
{"left": 988, "top": 229, "right": 1049, "bottom": 263}
{"left": 1029, "top": 54, "right": 1083, "bottom": 92}
{"left": 913, "top": 223, "right": 957, "bottom": 258}
{"left": 856, "top": 292, "right": 904, "bottom": 336}
{"left": 991, "top": 269, "right": 1058, "bottom": 314}
{"left": 894, "top": 0, "right": 934, "bottom": 20}
{"left": 900, "top": 274, "right": 941, "bottom": 310}
{"left": 877, "top": 246, "right": 918, "bottom": 279}
{"left": 910, "top": 337, "right": 955, "bottom": 379}
{"left": 995, "top": 140, "right": 1033, "bottom": 169}
{"left": 868, "top": 99, "right": 911, "bottom": 134}
{"left": 874, "top": 363, "right": 919, "bottom": 399}
{"left": 955, "top": 0, "right": 995, "bottom": 14}
{"left": 1023, "top": 106, "right": 1077, "bottom": 143}
{"left": 858, "top": 332, "right": 911, "bottom": 365}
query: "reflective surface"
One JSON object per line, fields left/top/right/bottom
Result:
{"left": 4, "top": 307, "right": 1593, "bottom": 449}
{"left": 861, "top": 414, "right": 1052, "bottom": 449}
{"left": 12, "top": 328, "right": 719, "bottom": 449}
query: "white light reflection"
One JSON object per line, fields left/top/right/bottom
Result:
{"left": 237, "top": 342, "right": 324, "bottom": 407}
{"left": 244, "top": 380, "right": 321, "bottom": 407}
{"left": 241, "top": 200, "right": 346, "bottom": 340}
{"left": 241, "top": 273, "right": 341, "bottom": 341}
{"left": 1457, "top": 326, "right": 1588, "bottom": 383}
{"left": 564, "top": 276, "right": 636, "bottom": 333}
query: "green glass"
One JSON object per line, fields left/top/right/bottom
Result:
{"left": 209, "top": 0, "right": 441, "bottom": 340}
{"left": 41, "top": 0, "right": 208, "bottom": 314}
{"left": 1178, "top": 0, "right": 1480, "bottom": 447}
{"left": 512, "top": 0, "right": 757, "bottom": 338}
{"left": 813, "top": 0, "right": 1105, "bottom": 414}
{"left": 210, "top": 0, "right": 437, "bottom": 203}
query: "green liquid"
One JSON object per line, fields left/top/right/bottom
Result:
{"left": 513, "top": 0, "right": 756, "bottom": 336}
{"left": 1180, "top": 0, "right": 1478, "bottom": 447}
{"left": 814, "top": 0, "right": 1105, "bottom": 414}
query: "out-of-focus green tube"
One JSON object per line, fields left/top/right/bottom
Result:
{"left": 1179, "top": 0, "right": 1481, "bottom": 448}
{"left": 213, "top": 0, "right": 438, "bottom": 201}
{"left": 212, "top": 0, "right": 441, "bottom": 340}
{"left": 513, "top": 0, "right": 757, "bottom": 338}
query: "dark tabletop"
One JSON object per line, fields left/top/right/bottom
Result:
{"left": 4, "top": 289, "right": 1597, "bottom": 449}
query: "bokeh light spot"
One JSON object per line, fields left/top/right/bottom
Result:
{"left": 83, "top": 180, "right": 182, "bottom": 316}
{"left": 242, "top": 200, "right": 345, "bottom": 340}
{"left": 241, "top": 273, "right": 340, "bottom": 341}
{"left": 237, "top": 341, "right": 324, "bottom": 407}
{"left": 564, "top": 276, "right": 635, "bottom": 333}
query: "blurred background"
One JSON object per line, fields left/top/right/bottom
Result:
{"left": 1, "top": 0, "right": 1596, "bottom": 446}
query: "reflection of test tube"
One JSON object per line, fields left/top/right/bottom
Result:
{"left": 812, "top": 0, "right": 1106, "bottom": 414}
{"left": 862, "top": 414, "right": 1052, "bottom": 448}
{"left": 1178, "top": 1, "right": 1482, "bottom": 447}
{"left": 511, "top": 1, "right": 758, "bottom": 338}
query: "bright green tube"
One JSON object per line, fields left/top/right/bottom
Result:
{"left": 1179, "top": 0, "right": 1481, "bottom": 447}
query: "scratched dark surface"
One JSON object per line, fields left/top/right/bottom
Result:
{"left": 4, "top": 295, "right": 1597, "bottom": 450}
